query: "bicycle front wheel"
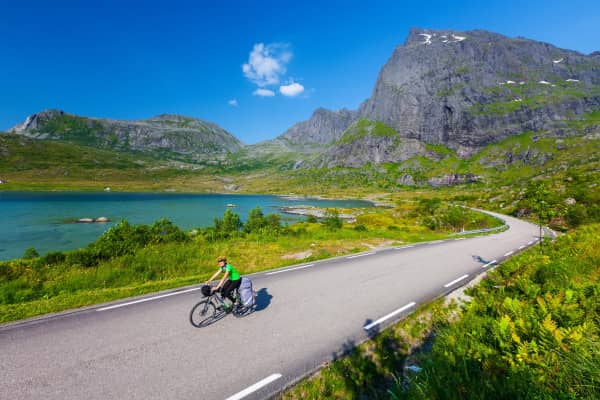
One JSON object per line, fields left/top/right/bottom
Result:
{"left": 189, "top": 300, "right": 218, "bottom": 327}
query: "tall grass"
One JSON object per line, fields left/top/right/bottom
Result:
{"left": 394, "top": 224, "right": 600, "bottom": 399}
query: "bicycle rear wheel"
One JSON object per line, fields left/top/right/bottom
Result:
{"left": 232, "top": 303, "right": 254, "bottom": 318}
{"left": 189, "top": 300, "right": 218, "bottom": 327}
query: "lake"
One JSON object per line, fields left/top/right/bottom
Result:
{"left": 0, "top": 192, "right": 372, "bottom": 261}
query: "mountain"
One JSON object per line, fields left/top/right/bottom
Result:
{"left": 6, "top": 28, "right": 600, "bottom": 183}
{"left": 9, "top": 110, "right": 244, "bottom": 161}
{"left": 276, "top": 28, "right": 600, "bottom": 165}
{"left": 276, "top": 107, "right": 357, "bottom": 152}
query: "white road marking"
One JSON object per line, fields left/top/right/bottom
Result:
{"left": 347, "top": 252, "right": 375, "bottom": 259}
{"left": 482, "top": 260, "right": 497, "bottom": 268}
{"left": 265, "top": 264, "right": 314, "bottom": 275}
{"left": 364, "top": 302, "right": 416, "bottom": 331}
{"left": 225, "top": 373, "right": 282, "bottom": 400}
{"left": 428, "top": 240, "right": 443, "bottom": 245}
{"left": 519, "top": 245, "right": 525, "bottom": 250}
{"left": 444, "top": 274, "right": 469, "bottom": 288}
{"left": 396, "top": 245, "right": 415, "bottom": 249}
{"left": 528, "top": 241, "right": 534, "bottom": 245}
{"left": 454, "top": 238, "right": 466, "bottom": 241}
{"left": 97, "top": 287, "right": 200, "bottom": 311}
{"left": 504, "top": 251, "right": 514, "bottom": 257}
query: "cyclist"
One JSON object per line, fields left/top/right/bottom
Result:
{"left": 205, "top": 256, "right": 241, "bottom": 312}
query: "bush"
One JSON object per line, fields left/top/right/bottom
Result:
{"left": 92, "top": 220, "right": 140, "bottom": 260}
{"left": 322, "top": 209, "right": 343, "bottom": 231}
{"left": 244, "top": 206, "right": 266, "bottom": 233}
{"left": 417, "top": 197, "right": 442, "bottom": 216}
{"left": 441, "top": 206, "right": 469, "bottom": 231}
{"left": 66, "top": 249, "right": 98, "bottom": 268}
{"left": 22, "top": 247, "right": 39, "bottom": 260}
{"left": 149, "top": 218, "right": 188, "bottom": 244}
{"left": 243, "top": 207, "right": 282, "bottom": 234}
{"left": 213, "top": 209, "right": 243, "bottom": 239}
{"left": 354, "top": 224, "right": 368, "bottom": 232}
{"left": 422, "top": 216, "right": 439, "bottom": 230}
{"left": 36, "top": 251, "right": 66, "bottom": 267}
{"left": 566, "top": 204, "right": 589, "bottom": 227}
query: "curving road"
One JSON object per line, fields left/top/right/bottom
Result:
{"left": 0, "top": 211, "right": 540, "bottom": 400}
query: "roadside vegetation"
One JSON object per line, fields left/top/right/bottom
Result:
{"left": 280, "top": 224, "right": 600, "bottom": 399}
{"left": 0, "top": 202, "right": 499, "bottom": 323}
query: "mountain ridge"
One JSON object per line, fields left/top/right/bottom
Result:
{"left": 7, "top": 28, "right": 600, "bottom": 171}
{"left": 8, "top": 109, "right": 244, "bottom": 162}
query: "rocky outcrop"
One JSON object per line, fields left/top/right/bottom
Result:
{"left": 426, "top": 173, "right": 480, "bottom": 187}
{"left": 10, "top": 109, "right": 65, "bottom": 135}
{"left": 277, "top": 108, "right": 357, "bottom": 152}
{"left": 315, "top": 120, "right": 428, "bottom": 167}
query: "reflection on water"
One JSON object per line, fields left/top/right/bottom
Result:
{"left": 0, "top": 192, "right": 372, "bottom": 261}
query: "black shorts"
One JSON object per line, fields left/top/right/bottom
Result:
{"left": 221, "top": 279, "right": 241, "bottom": 302}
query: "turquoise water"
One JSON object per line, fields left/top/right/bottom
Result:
{"left": 0, "top": 192, "right": 372, "bottom": 261}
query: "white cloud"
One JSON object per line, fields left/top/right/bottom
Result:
{"left": 228, "top": 99, "right": 238, "bottom": 106}
{"left": 242, "top": 43, "right": 291, "bottom": 87}
{"left": 279, "top": 82, "right": 304, "bottom": 97}
{"left": 253, "top": 88, "right": 275, "bottom": 97}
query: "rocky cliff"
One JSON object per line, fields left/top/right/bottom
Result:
{"left": 276, "top": 108, "right": 357, "bottom": 152}
{"left": 277, "top": 28, "right": 600, "bottom": 164}
{"left": 10, "top": 110, "right": 243, "bottom": 161}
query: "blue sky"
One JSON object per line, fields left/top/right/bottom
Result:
{"left": 1, "top": 0, "right": 599, "bottom": 144}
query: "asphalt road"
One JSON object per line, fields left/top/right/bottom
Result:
{"left": 0, "top": 211, "right": 540, "bottom": 400}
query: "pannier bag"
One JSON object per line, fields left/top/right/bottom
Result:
{"left": 239, "top": 277, "right": 256, "bottom": 307}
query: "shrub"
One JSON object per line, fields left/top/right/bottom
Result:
{"left": 22, "top": 247, "right": 39, "bottom": 260}
{"left": 213, "top": 209, "right": 243, "bottom": 239}
{"left": 264, "top": 213, "right": 282, "bottom": 232}
{"left": 36, "top": 251, "right": 66, "bottom": 266}
{"left": 354, "top": 224, "right": 368, "bottom": 232}
{"left": 566, "top": 204, "right": 588, "bottom": 227}
{"left": 244, "top": 206, "right": 266, "bottom": 233}
{"left": 149, "top": 218, "right": 188, "bottom": 244}
{"left": 417, "top": 197, "right": 442, "bottom": 216}
{"left": 322, "top": 209, "right": 343, "bottom": 231}
{"left": 91, "top": 220, "right": 139, "bottom": 260}
{"left": 441, "top": 206, "right": 469, "bottom": 231}
{"left": 66, "top": 249, "right": 98, "bottom": 268}
{"left": 306, "top": 214, "right": 318, "bottom": 223}
{"left": 422, "top": 216, "right": 439, "bottom": 230}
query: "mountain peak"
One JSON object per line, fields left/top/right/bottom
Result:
{"left": 10, "top": 109, "right": 66, "bottom": 133}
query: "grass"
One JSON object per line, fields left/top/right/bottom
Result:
{"left": 336, "top": 119, "right": 398, "bottom": 145}
{"left": 471, "top": 82, "right": 600, "bottom": 116}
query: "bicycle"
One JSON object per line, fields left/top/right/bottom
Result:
{"left": 189, "top": 285, "right": 254, "bottom": 328}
